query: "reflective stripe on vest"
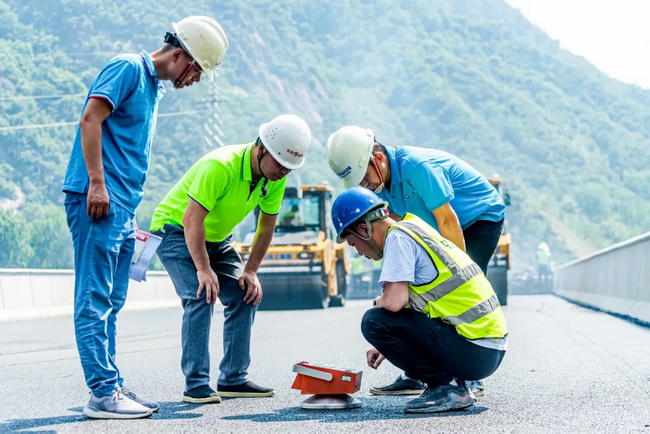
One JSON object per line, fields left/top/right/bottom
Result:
{"left": 445, "top": 294, "right": 500, "bottom": 326}
{"left": 409, "top": 262, "right": 483, "bottom": 310}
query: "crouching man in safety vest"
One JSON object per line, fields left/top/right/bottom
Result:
{"left": 150, "top": 114, "right": 311, "bottom": 403}
{"left": 331, "top": 186, "right": 508, "bottom": 413}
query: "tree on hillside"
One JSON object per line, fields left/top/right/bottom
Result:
{"left": 0, "top": 210, "right": 32, "bottom": 268}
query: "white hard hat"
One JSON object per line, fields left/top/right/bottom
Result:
{"left": 258, "top": 114, "right": 312, "bottom": 170}
{"left": 327, "top": 126, "right": 374, "bottom": 189}
{"left": 172, "top": 16, "right": 228, "bottom": 81}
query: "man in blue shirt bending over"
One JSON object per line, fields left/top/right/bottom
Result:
{"left": 62, "top": 16, "right": 228, "bottom": 419}
{"left": 327, "top": 126, "right": 505, "bottom": 397}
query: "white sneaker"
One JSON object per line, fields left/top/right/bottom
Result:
{"left": 83, "top": 390, "right": 153, "bottom": 419}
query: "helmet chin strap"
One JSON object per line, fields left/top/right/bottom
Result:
{"left": 370, "top": 157, "right": 385, "bottom": 193}
{"left": 353, "top": 215, "right": 384, "bottom": 260}
{"left": 174, "top": 62, "right": 195, "bottom": 88}
{"left": 257, "top": 148, "right": 269, "bottom": 180}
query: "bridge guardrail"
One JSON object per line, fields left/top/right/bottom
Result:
{"left": 0, "top": 269, "right": 180, "bottom": 322}
{"left": 554, "top": 231, "right": 650, "bottom": 325}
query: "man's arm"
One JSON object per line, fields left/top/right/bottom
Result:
{"left": 374, "top": 281, "right": 410, "bottom": 312}
{"left": 432, "top": 202, "right": 466, "bottom": 252}
{"left": 183, "top": 198, "right": 220, "bottom": 304}
{"left": 80, "top": 98, "right": 112, "bottom": 219}
{"left": 239, "top": 211, "right": 278, "bottom": 305}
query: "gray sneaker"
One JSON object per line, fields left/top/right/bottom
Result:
{"left": 121, "top": 387, "right": 160, "bottom": 412}
{"left": 83, "top": 390, "right": 153, "bottom": 419}
{"left": 404, "top": 383, "right": 476, "bottom": 413}
{"left": 464, "top": 380, "right": 486, "bottom": 397}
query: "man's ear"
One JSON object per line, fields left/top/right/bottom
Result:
{"left": 172, "top": 48, "right": 184, "bottom": 62}
{"left": 356, "top": 222, "right": 370, "bottom": 238}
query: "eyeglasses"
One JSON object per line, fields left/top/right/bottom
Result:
{"left": 184, "top": 52, "right": 204, "bottom": 76}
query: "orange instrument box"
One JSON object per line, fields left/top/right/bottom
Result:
{"left": 291, "top": 361, "right": 363, "bottom": 395}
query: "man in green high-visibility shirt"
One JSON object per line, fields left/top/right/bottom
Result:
{"left": 150, "top": 114, "right": 311, "bottom": 404}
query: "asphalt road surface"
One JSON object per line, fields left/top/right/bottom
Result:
{"left": 1, "top": 295, "right": 649, "bottom": 433}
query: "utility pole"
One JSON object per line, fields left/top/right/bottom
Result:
{"left": 202, "top": 72, "right": 225, "bottom": 151}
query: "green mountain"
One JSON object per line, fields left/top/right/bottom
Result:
{"left": 1, "top": 0, "right": 649, "bottom": 270}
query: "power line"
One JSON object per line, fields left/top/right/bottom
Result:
{"left": 0, "top": 93, "right": 86, "bottom": 102}
{"left": 0, "top": 121, "right": 78, "bottom": 131}
{"left": 0, "top": 110, "right": 207, "bottom": 132}
{"left": 158, "top": 110, "right": 204, "bottom": 118}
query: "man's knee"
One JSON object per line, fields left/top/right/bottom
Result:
{"left": 361, "top": 308, "right": 393, "bottom": 341}
{"left": 218, "top": 276, "right": 252, "bottom": 308}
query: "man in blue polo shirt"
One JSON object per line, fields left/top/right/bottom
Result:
{"left": 327, "top": 126, "right": 505, "bottom": 396}
{"left": 62, "top": 16, "right": 228, "bottom": 419}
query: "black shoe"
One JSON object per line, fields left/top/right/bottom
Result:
{"left": 404, "top": 383, "right": 476, "bottom": 413}
{"left": 369, "top": 375, "right": 427, "bottom": 396}
{"left": 217, "top": 381, "right": 275, "bottom": 398}
{"left": 464, "top": 380, "right": 486, "bottom": 397}
{"left": 182, "top": 385, "right": 221, "bottom": 404}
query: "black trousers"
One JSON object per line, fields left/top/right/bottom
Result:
{"left": 463, "top": 218, "right": 504, "bottom": 275}
{"left": 361, "top": 308, "right": 505, "bottom": 387}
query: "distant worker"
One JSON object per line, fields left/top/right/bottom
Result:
{"left": 350, "top": 254, "right": 369, "bottom": 295}
{"left": 150, "top": 114, "right": 311, "bottom": 404}
{"left": 537, "top": 242, "right": 552, "bottom": 288}
{"left": 331, "top": 187, "right": 508, "bottom": 413}
{"left": 370, "top": 257, "right": 383, "bottom": 293}
{"left": 281, "top": 204, "right": 303, "bottom": 227}
{"left": 62, "top": 16, "right": 228, "bottom": 419}
{"left": 327, "top": 126, "right": 505, "bottom": 396}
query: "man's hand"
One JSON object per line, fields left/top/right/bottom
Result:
{"left": 366, "top": 348, "right": 385, "bottom": 369}
{"left": 197, "top": 268, "right": 220, "bottom": 304}
{"left": 87, "top": 182, "right": 110, "bottom": 219}
{"left": 432, "top": 203, "right": 466, "bottom": 252}
{"left": 239, "top": 269, "right": 262, "bottom": 305}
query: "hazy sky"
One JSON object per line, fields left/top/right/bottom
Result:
{"left": 506, "top": 0, "right": 650, "bottom": 89}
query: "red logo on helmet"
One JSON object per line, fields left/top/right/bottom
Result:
{"left": 286, "top": 148, "right": 304, "bottom": 158}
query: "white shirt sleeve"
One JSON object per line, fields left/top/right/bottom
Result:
{"left": 379, "top": 229, "right": 438, "bottom": 288}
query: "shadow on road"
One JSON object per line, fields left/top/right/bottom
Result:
{"left": 223, "top": 397, "right": 488, "bottom": 423}
{"left": 0, "top": 402, "right": 202, "bottom": 432}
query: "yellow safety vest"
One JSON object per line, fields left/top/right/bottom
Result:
{"left": 387, "top": 214, "right": 508, "bottom": 349}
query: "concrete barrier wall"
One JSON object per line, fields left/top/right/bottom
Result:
{"left": 0, "top": 269, "right": 180, "bottom": 322}
{"left": 554, "top": 231, "right": 650, "bottom": 325}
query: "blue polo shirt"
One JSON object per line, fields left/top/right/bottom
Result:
{"left": 63, "top": 50, "right": 166, "bottom": 213}
{"left": 378, "top": 146, "right": 505, "bottom": 230}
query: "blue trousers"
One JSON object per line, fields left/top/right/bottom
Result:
{"left": 64, "top": 192, "right": 136, "bottom": 398}
{"left": 153, "top": 224, "right": 255, "bottom": 390}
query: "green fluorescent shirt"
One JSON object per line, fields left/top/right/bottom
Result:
{"left": 150, "top": 143, "right": 286, "bottom": 242}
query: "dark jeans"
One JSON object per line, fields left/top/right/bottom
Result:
{"left": 463, "top": 218, "right": 504, "bottom": 275}
{"left": 361, "top": 308, "right": 505, "bottom": 387}
{"left": 153, "top": 224, "right": 255, "bottom": 390}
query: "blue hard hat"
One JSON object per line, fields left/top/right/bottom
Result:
{"left": 331, "top": 186, "right": 388, "bottom": 242}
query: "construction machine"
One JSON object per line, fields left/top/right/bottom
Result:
{"left": 233, "top": 184, "right": 350, "bottom": 310}
{"left": 487, "top": 177, "right": 511, "bottom": 306}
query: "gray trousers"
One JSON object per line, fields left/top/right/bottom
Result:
{"left": 154, "top": 224, "right": 256, "bottom": 390}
